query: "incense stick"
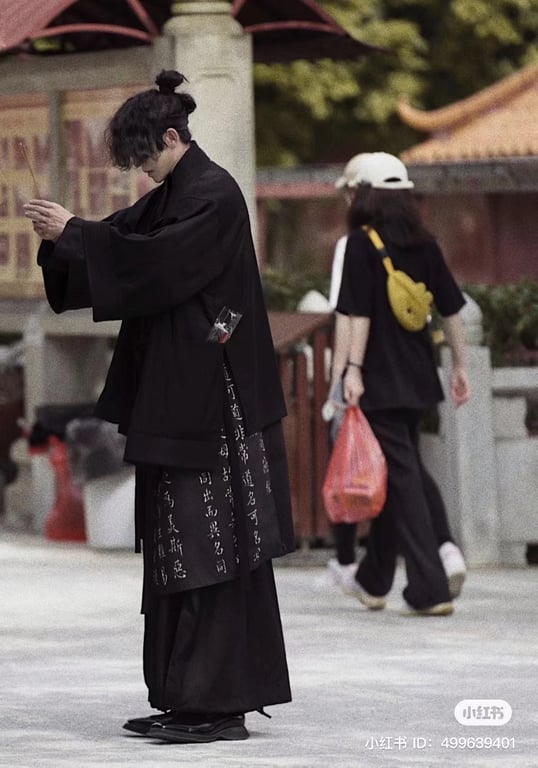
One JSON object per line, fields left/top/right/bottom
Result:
{"left": 16, "top": 140, "right": 41, "bottom": 198}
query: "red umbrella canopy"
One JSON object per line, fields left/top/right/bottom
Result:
{"left": 0, "top": 0, "right": 378, "bottom": 61}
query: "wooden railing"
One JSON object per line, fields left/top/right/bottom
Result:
{"left": 269, "top": 311, "right": 333, "bottom": 545}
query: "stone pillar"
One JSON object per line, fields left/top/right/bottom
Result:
{"left": 162, "top": 1, "right": 257, "bottom": 236}
{"left": 438, "top": 344, "right": 501, "bottom": 566}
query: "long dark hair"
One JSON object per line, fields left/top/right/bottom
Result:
{"left": 347, "top": 186, "right": 434, "bottom": 247}
{"left": 105, "top": 70, "right": 196, "bottom": 169}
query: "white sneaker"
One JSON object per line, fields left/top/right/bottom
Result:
{"left": 326, "top": 558, "right": 359, "bottom": 593}
{"left": 439, "top": 542, "right": 466, "bottom": 598}
{"left": 326, "top": 559, "right": 386, "bottom": 609}
{"left": 357, "top": 590, "right": 386, "bottom": 611}
{"left": 401, "top": 601, "right": 454, "bottom": 617}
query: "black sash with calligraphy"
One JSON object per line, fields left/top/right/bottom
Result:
{"left": 145, "top": 366, "right": 289, "bottom": 595}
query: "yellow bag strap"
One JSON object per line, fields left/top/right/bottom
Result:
{"left": 363, "top": 226, "right": 395, "bottom": 275}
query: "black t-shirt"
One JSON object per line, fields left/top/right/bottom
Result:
{"left": 336, "top": 227, "right": 465, "bottom": 411}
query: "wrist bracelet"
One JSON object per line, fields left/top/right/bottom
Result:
{"left": 348, "top": 361, "right": 362, "bottom": 369}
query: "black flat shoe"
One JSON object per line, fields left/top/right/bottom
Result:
{"left": 147, "top": 714, "right": 249, "bottom": 743}
{"left": 123, "top": 711, "right": 175, "bottom": 735}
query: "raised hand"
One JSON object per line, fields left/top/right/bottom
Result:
{"left": 23, "top": 199, "right": 74, "bottom": 242}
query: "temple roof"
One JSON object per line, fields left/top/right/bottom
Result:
{"left": 0, "top": 0, "right": 378, "bottom": 62}
{"left": 0, "top": 1, "right": 164, "bottom": 53}
{"left": 232, "top": 0, "right": 380, "bottom": 62}
{"left": 399, "top": 62, "right": 538, "bottom": 164}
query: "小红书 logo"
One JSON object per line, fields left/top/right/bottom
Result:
{"left": 454, "top": 700, "right": 512, "bottom": 726}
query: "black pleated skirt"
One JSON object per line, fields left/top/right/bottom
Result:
{"left": 143, "top": 560, "right": 292, "bottom": 714}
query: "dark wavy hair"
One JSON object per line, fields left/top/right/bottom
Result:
{"left": 105, "top": 70, "right": 196, "bottom": 169}
{"left": 347, "top": 186, "right": 434, "bottom": 247}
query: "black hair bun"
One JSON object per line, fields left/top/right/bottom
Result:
{"left": 155, "top": 70, "right": 186, "bottom": 95}
{"left": 179, "top": 93, "right": 197, "bottom": 115}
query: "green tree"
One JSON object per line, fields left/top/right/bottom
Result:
{"left": 254, "top": 0, "right": 538, "bottom": 165}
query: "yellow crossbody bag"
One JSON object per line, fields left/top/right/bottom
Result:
{"left": 363, "top": 226, "right": 433, "bottom": 332}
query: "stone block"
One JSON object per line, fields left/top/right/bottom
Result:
{"left": 495, "top": 437, "right": 538, "bottom": 544}
{"left": 492, "top": 397, "right": 528, "bottom": 438}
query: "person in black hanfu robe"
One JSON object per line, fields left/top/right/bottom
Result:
{"left": 25, "top": 70, "right": 295, "bottom": 745}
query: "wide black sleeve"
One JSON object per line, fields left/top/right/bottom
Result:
{"left": 335, "top": 232, "right": 375, "bottom": 317}
{"left": 37, "top": 205, "right": 134, "bottom": 314}
{"left": 81, "top": 195, "right": 221, "bottom": 321}
{"left": 429, "top": 243, "right": 466, "bottom": 317}
{"left": 37, "top": 218, "right": 92, "bottom": 313}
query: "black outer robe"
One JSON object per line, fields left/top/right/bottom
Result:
{"left": 37, "top": 142, "right": 296, "bottom": 567}
{"left": 37, "top": 143, "right": 288, "bottom": 471}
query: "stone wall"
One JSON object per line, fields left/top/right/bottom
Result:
{"left": 420, "top": 339, "right": 538, "bottom": 567}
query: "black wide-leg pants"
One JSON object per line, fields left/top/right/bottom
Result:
{"left": 357, "top": 408, "right": 451, "bottom": 610}
{"left": 143, "top": 560, "right": 292, "bottom": 715}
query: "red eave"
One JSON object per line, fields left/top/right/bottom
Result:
{"left": 0, "top": 0, "right": 75, "bottom": 51}
{"left": 1, "top": 0, "right": 378, "bottom": 61}
{"left": 257, "top": 180, "right": 336, "bottom": 199}
{"left": 242, "top": 21, "right": 344, "bottom": 36}
{"left": 232, "top": 0, "right": 352, "bottom": 34}
{"left": 31, "top": 23, "right": 153, "bottom": 45}
{"left": 0, "top": 0, "right": 159, "bottom": 53}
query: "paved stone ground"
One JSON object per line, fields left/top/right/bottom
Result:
{"left": 1, "top": 531, "right": 537, "bottom": 768}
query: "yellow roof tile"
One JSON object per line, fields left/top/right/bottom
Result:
{"left": 399, "top": 62, "right": 538, "bottom": 164}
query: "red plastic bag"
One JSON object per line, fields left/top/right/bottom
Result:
{"left": 322, "top": 406, "right": 387, "bottom": 524}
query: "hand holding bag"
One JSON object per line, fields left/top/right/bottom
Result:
{"left": 322, "top": 406, "right": 387, "bottom": 524}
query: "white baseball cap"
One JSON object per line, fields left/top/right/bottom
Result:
{"left": 348, "top": 152, "right": 414, "bottom": 190}
{"left": 334, "top": 153, "right": 372, "bottom": 190}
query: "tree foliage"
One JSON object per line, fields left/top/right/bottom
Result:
{"left": 254, "top": 0, "right": 538, "bottom": 165}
